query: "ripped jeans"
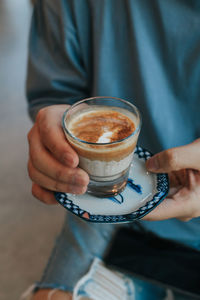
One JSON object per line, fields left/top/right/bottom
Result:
{"left": 32, "top": 213, "right": 200, "bottom": 300}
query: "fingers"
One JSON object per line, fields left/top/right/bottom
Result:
{"left": 142, "top": 194, "right": 195, "bottom": 221}
{"left": 146, "top": 138, "right": 200, "bottom": 173}
{"left": 142, "top": 197, "right": 179, "bottom": 221}
{"left": 27, "top": 105, "right": 90, "bottom": 205}
{"left": 28, "top": 125, "right": 89, "bottom": 185}
{"left": 35, "top": 105, "right": 79, "bottom": 168}
{"left": 142, "top": 173, "right": 200, "bottom": 221}
{"left": 32, "top": 183, "right": 58, "bottom": 205}
{"left": 144, "top": 139, "right": 200, "bottom": 221}
{"left": 28, "top": 159, "right": 88, "bottom": 194}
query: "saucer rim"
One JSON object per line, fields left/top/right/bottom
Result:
{"left": 54, "top": 146, "right": 169, "bottom": 223}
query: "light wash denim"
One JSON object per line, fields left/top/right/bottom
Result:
{"left": 33, "top": 213, "right": 200, "bottom": 299}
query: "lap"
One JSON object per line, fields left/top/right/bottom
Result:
{"left": 34, "top": 213, "right": 198, "bottom": 299}
{"left": 34, "top": 212, "right": 118, "bottom": 292}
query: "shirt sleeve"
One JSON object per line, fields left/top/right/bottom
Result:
{"left": 26, "top": 0, "right": 89, "bottom": 121}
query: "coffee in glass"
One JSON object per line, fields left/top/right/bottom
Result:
{"left": 62, "top": 97, "right": 141, "bottom": 197}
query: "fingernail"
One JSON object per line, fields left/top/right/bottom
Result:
{"left": 77, "top": 172, "right": 90, "bottom": 186}
{"left": 71, "top": 185, "right": 86, "bottom": 195}
{"left": 146, "top": 157, "right": 159, "bottom": 171}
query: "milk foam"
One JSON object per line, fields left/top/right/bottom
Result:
{"left": 97, "top": 131, "right": 113, "bottom": 143}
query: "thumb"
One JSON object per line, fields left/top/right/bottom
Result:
{"left": 146, "top": 139, "right": 200, "bottom": 173}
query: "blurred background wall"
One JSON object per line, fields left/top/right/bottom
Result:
{"left": 0, "top": 1, "right": 65, "bottom": 299}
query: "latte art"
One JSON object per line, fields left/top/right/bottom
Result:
{"left": 68, "top": 111, "right": 135, "bottom": 144}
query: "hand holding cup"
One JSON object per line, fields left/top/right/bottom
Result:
{"left": 27, "top": 105, "right": 89, "bottom": 204}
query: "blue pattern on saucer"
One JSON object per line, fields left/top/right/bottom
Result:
{"left": 54, "top": 146, "right": 169, "bottom": 223}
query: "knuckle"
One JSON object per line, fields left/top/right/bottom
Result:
{"left": 55, "top": 168, "right": 65, "bottom": 181}
{"left": 27, "top": 161, "right": 34, "bottom": 180}
{"left": 66, "top": 185, "right": 74, "bottom": 193}
{"left": 27, "top": 129, "right": 32, "bottom": 144}
{"left": 60, "top": 152, "right": 71, "bottom": 165}
{"left": 36, "top": 107, "right": 46, "bottom": 123}
{"left": 32, "top": 184, "right": 53, "bottom": 205}
{"left": 61, "top": 153, "right": 68, "bottom": 163}
{"left": 31, "top": 185, "right": 37, "bottom": 198}
{"left": 165, "top": 149, "right": 178, "bottom": 169}
{"left": 50, "top": 142, "right": 58, "bottom": 155}
{"left": 53, "top": 181, "right": 61, "bottom": 192}
{"left": 37, "top": 112, "right": 51, "bottom": 139}
{"left": 29, "top": 145, "right": 38, "bottom": 165}
{"left": 27, "top": 125, "right": 37, "bottom": 144}
{"left": 41, "top": 119, "right": 51, "bottom": 137}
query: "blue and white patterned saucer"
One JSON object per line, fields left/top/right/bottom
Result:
{"left": 54, "top": 146, "right": 169, "bottom": 224}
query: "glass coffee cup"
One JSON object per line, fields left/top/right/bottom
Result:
{"left": 62, "top": 97, "right": 141, "bottom": 197}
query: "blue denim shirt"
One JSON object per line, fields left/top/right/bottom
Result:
{"left": 27, "top": 0, "right": 200, "bottom": 248}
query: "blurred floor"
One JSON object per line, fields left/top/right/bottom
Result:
{"left": 0, "top": 1, "right": 65, "bottom": 299}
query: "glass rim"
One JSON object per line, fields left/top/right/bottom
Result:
{"left": 62, "top": 96, "right": 142, "bottom": 146}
